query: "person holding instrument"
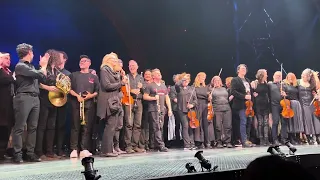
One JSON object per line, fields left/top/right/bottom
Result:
{"left": 211, "top": 76, "right": 233, "bottom": 148}
{"left": 35, "top": 49, "right": 61, "bottom": 160}
{"left": 69, "top": 55, "right": 99, "bottom": 158}
{"left": 282, "top": 73, "right": 304, "bottom": 145}
{"left": 250, "top": 69, "right": 270, "bottom": 146}
{"left": 143, "top": 68, "right": 171, "bottom": 152}
{"left": 175, "top": 73, "right": 198, "bottom": 150}
{"left": 193, "top": 72, "right": 211, "bottom": 149}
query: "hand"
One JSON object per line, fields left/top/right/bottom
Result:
{"left": 12, "top": 72, "right": 16, "bottom": 80}
{"left": 281, "top": 91, "right": 287, "bottom": 97}
{"left": 173, "top": 98, "right": 177, "bottom": 103}
{"left": 77, "top": 95, "right": 84, "bottom": 102}
{"left": 208, "top": 95, "right": 212, "bottom": 102}
{"left": 120, "top": 69, "right": 126, "bottom": 77}
{"left": 155, "top": 95, "right": 159, "bottom": 101}
{"left": 253, "top": 92, "right": 258, "bottom": 97}
{"left": 187, "top": 103, "right": 194, "bottom": 109}
{"left": 229, "top": 95, "right": 234, "bottom": 101}
{"left": 48, "top": 86, "right": 59, "bottom": 92}
{"left": 168, "top": 110, "right": 173, "bottom": 117}
{"left": 137, "top": 82, "right": 143, "bottom": 89}
{"left": 250, "top": 80, "right": 257, "bottom": 89}
{"left": 39, "top": 53, "right": 50, "bottom": 68}
{"left": 245, "top": 95, "right": 251, "bottom": 100}
{"left": 131, "top": 89, "right": 140, "bottom": 95}
{"left": 83, "top": 91, "right": 93, "bottom": 100}
{"left": 268, "top": 113, "right": 273, "bottom": 128}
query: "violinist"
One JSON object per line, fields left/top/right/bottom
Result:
{"left": 143, "top": 68, "right": 171, "bottom": 152}
{"left": 282, "top": 73, "right": 304, "bottom": 145}
{"left": 175, "top": 73, "right": 198, "bottom": 150}
{"left": 124, "top": 60, "right": 145, "bottom": 153}
{"left": 251, "top": 69, "right": 270, "bottom": 146}
{"left": 211, "top": 76, "right": 233, "bottom": 148}
{"left": 194, "top": 72, "right": 212, "bottom": 149}
{"left": 230, "top": 64, "right": 253, "bottom": 148}
{"left": 268, "top": 71, "right": 288, "bottom": 146}
{"left": 298, "top": 69, "right": 320, "bottom": 144}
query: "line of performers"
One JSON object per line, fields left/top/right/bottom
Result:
{"left": 1, "top": 43, "right": 320, "bottom": 163}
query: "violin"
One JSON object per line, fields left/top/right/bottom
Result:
{"left": 121, "top": 73, "right": 134, "bottom": 105}
{"left": 188, "top": 110, "right": 200, "bottom": 128}
{"left": 313, "top": 101, "right": 320, "bottom": 117}
{"left": 207, "top": 103, "right": 214, "bottom": 121}
{"left": 245, "top": 99, "right": 255, "bottom": 117}
{"left": 279, "top": 65, "right": 294, "bottom": 119}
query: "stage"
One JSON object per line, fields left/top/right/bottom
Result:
{"left": 1, "top": 145, "right": 320, "bottom": 180}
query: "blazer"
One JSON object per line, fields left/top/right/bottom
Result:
{"left": 230, "top": 76, "right": 252, "bottom": 110}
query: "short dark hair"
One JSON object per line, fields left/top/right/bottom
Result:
{"left": 16, "top": 43, "right": 33, "bottom": 59}
{"left": 80, "top": 55, "right": 90, "bottom": 60}
{"left": 144, "top": 69, "right": 151, "bottom": 73}
{"left": 60, "top": 51, "right": 68, "bottom": 60}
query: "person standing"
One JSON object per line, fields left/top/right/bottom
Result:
{"left": 12, "top": 43, "right": 49, "bottom": 163}
{"left": 69, "top": 55, "right": 99, "bottom": 158}
{"left": 143, "top": 68, "right": 171, "bottom": 152}
{"left": 230, "top": 64, "right": 253, "bottom": 148}
{"left": 0, "top": 52, "right": 15, "bottom": 160}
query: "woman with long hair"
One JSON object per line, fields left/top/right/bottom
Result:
{"left": 298, "top": 69, "right": 320, "bottom": 144}
{"left": 251, "top": 69, "right": 270, "bottom": 146}
{"left": 211, "top": 76, "right": 233, "bottom": 148}
{"left": 193, "top": 72, "right": 213, "bottom": 148}
{"left": 282, "top": 73, "right": 304, "bottom": 144}
{"left": 175, "top": 73, "right": 198, "bottom": 150}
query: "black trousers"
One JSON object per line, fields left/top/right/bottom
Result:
{"left": 113, "top": 110, "right": 123, "bottom": 149}
{"left": 123, "top": 100, "right": 143, "bottom": 149}
{"left": 101, "top": 112, "right": 120, "bottom": 154}
{"left": 35, "top": 103, "right": 57, "bottom": 156}
{"left": 139, "top": 105, "right": 150, "bottom": 149}
{"left": 70, "top": 100, "right": 94, "bottom": 151}
{"left": 214, "top": 110, "right": 232, "bottom": 143}
{"left": 257, "top": 113, "right": 269, "bottom": 139}
{"left": 271, "top": 105, "right": 288, "bottom": 141}
{"left": 178, "top": 110, "right": 196, "bottom": 148}
{"left": 231, "top": 110, "right": 240, "bottom": 143}
{"left": 0, "top": 126, "right": 11, "bottom": 158}
{"left": 198, "top": 101, "right": 209, "bottom": 145}
{"left": 149, "top": 111, "right": 165, "bottom": 148}
{"left": 12, "top": 94, "right": 40, "bottom": 155}
{"left": 173, "top": 111, "right": 181, "bottom": 143}
{"left": 55, "top": 104, "right": 68, "bottom": 154}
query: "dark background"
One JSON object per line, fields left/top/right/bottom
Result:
{"left": 1, "top": 0, "right": 319, "bottom": 83}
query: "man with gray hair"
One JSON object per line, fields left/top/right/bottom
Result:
{"left": 12, "top": 43, "right": 49, "bottom": 163}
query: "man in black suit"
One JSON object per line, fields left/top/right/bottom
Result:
{"left": 231, "top": 64, "right": 253, "bottom": 148}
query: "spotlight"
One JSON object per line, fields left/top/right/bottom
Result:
{"left": 285, "top": 141, "right": 297, "bottom": 155}
{"left": 267, "top": 146, "right": 285, "bottom": 158}
{"left": 81, "top": 157, "right": 101, "bottom": 180}
{"left": 194, "top": 151, "right": 218, "bottom": 172}
{"left": 185, "top": 163, "right": 197, "bottom": 173}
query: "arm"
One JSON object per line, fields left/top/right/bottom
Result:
{"left": 231, "top": 78, "right": 246, "bottom": 100}
{"left": 165, "top": 94, "right": 172, "bottom": 112}
{"left": 143, "top": 85, "right": 157, "bottom": 101}
{"left": 174, "top": 80, "right": 183, "bottom": 93}
{"left": 15, "top": 63, "right": 46, "bottom": 80}
{"left": 100, "top": 68, "right": 122, "bottom": 92}
{"left": 191, "top": 90, "right": 198, "bottom": 107}
{"left": 168, "top": 86, "right": 177, "bottom": 101}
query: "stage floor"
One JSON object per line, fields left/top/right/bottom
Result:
{"left": 1, "top": 145, "right": 320, "bottom": 180}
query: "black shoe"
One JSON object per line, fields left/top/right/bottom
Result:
{"left": 159, "top": 147, "right": 169, "bottom": 152}
{"left": 216, "top": 143, "right": 224, "bottom": 148}
{"left": 25, "top": 153, "right": 41, "bottom": 162}
{"left": 13, "top": 153, "right": 23, "bottom": 163}
{"left": 226, "top": 143, "right": 233, "bottom": 148}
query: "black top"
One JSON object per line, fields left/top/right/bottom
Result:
{"left": 14, "top": 60, "right": 46, "bottom": 95}
{"left": 40, "top": 67, "right": 58, "bottom": 107}
{"left": 267, "top": 82, "right": 281, "bottom": 107}
{"left": 212, "top": 87, "right": 231, "bottom": 112}
{"left": 195, "top": 86, "right": 209, "bottom": 104}
{"left": 231, "top": 76, "right": 252, "bottom": 110}
{"left": 60, "top": 68, "right": 71, "bottom": 76}
{"left": 169, "top": 85, "right": 178, "bottom": 111}
{"left": 253, "top": 82, "right": 269, "bottom": 113}
{"left": 70, "top": 71, "right": 99, "bottom": 108}
{"left": 128, "top": 73, "right": 144, "bottom": 99}
{"left": 0, "top": 68, "right": 14, "bottom": 126}
{"left": 175, "top": 80, "right": 197, "bottom": 113}
{"left": 298, "top": 85, "right": 314, "bottom": 106}
{"left": 144, "top": 82, "right": 168, "bottom": 112}
{"left": 283, "top": 84, "right": 299, "bottom": 101}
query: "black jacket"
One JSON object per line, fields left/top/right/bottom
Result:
{"left": 230, "top": 76, "right": 252, "bottom": 110}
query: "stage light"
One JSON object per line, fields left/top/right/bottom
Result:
{"left": 81, "top": 157, "right": 101, "bottom": 180}
{"left": 194, "top": 151, "right": 218, "bottom": 172}
{"left": 185, "top": 162, "right": 197, "bottom": 173}
{"left": 267, "top": 146, "right": 286, "bottom": 158}
{"left": 285, "top": 141, "right": 297, "bottom": 155}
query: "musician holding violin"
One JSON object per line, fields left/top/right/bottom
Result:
{"left": 175, "top": 73, "right": 199, "bottom": 150}
{"left": 193, "top": 72, "right": 212, "bottom": 149}
{"left": 211, "top": 76, "right": 233, "bottom": 148}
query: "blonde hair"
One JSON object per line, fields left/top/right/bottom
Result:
{"left": 194, "top": 72, "right": 206, "bottom": 87}
{"left": 225, "top": 77, "right": 233, "bottom": 87}
{"left": 283, "top": 72, "right": 297, "bottom": 87}
{"left": 100, "top": 52, "right": 118, "bottom": 69}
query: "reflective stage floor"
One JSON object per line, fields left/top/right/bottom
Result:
{"left": 1, "top": 145, "right": 320, "bottom": 180}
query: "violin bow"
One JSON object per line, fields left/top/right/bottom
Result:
{"left": 209, "top": 68, "right": 223, "bottom": 96}
{"left": 127, "top": 74, "right": 132, "bottom": 120}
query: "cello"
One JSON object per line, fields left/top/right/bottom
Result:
{"left": 280, "top": 64, "right": 294, "bottom": 119}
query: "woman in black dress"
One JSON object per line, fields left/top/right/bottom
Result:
{"left": 250, "top": 69, "right": 270, "bottom": 146}
{"left": 283, "top": 73, "right": 304, "bottom": 145}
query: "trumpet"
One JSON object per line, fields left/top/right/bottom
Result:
{"left": 80, "top": 92, "right": 86, "bottom": 126}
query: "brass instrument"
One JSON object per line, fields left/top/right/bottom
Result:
{"left": 80, "top": 92, "right": 86, "bottom": 126}
{"left": 48, "top": 68, "right": 71, "bottom": 107}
